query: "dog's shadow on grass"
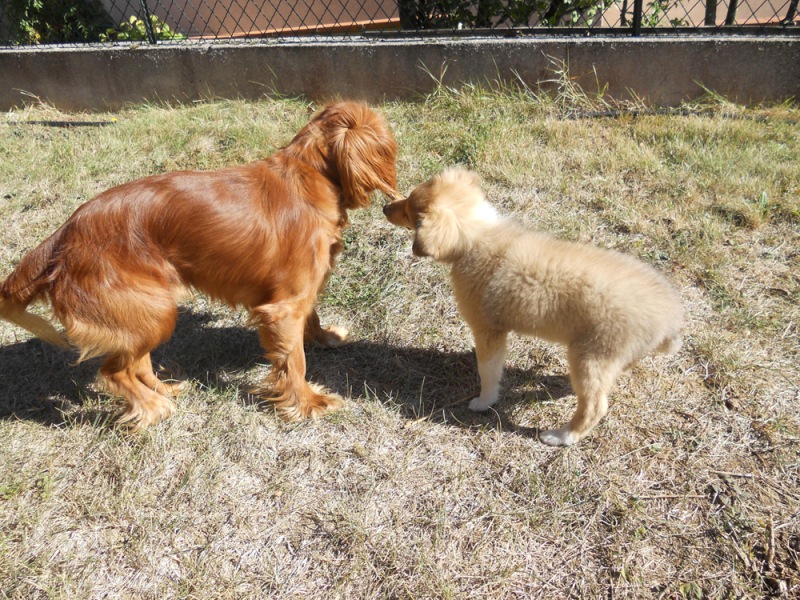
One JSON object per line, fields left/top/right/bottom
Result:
{"left": 0, "top": 336, "right": 102, "bottom": 427}
{"left": 0, "top": 309, "right": 572, "bottom": 436}
{"left": 305, "top": 340, "right": 572, "bottom": 438}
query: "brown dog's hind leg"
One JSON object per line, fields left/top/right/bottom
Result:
{"left": 253, "top": 301, "right": 344, "bottom": 421}
{"left": 539, "top": 348, "right": 622, "bottom": 447}
{"left": 61, "top": 282, "right": 182, "bottom": 431}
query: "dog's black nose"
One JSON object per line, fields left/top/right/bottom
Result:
{"left": 382, "top": 205, "right": 390, "bottom": 215}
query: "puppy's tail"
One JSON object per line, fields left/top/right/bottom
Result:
{"left": 0, "top": 230, "right": 70, "bottom": 349}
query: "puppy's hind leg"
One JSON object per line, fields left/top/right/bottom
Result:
{"left": 539, "top": 348, "right": 622, "bottom": 447}
{"left": 655, "top": 331, "right": 682, "bottom": 356}
{"left": 468, "top": 331, "right": 508, "bottom": 412}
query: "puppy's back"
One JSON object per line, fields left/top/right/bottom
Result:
{"left": 455, "top": 223, "right": 683, "bottom": 361}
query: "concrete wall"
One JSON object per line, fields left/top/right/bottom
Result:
{"left": 1, "top": 37, "right": 798, "bottom": 111}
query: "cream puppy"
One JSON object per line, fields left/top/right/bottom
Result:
{"left": 384, "top": 168, "right": 684, "bottom": 446}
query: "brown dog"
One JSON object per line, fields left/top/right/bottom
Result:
{"left": 0, "top": 102, "right": 398, "bottom": 430}
{"left": 384, "top": 168, "right": 684, "bottom": 446}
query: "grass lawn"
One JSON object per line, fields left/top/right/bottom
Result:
{"left": 0, "top": 86, "right": 798, "bottom": 598}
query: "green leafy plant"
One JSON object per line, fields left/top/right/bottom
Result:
{"left": 99, "top": 14, "right": 185, "bottom": 42}
{"left": 643, "top": 0, "right": 687, "bottom": 26}
{"left": 5, "top": 0, "right": 111, "bottom": 44}
{"left": 398, "top": 0, "right": 617, "bottom": 28}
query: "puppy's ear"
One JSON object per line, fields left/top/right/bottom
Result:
{"left": 412, "top": 210, "right": 464, "bottom": 263}
{"left": 327, "top": 103, "right": 398, "bottom": 209}
{"left": 412, "top": 220, "right": 441, "bottom": 260}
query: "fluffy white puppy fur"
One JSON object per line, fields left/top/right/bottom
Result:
{"left": 384, "top": 168, "right": 684, "bottom": 446}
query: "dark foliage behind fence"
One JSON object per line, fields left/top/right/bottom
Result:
{"left": 1, "top": 0, "right": 798, "bottom": 46}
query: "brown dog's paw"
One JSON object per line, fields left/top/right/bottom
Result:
{"left": 303, "top": 383, "right": 345, "bottom": 418}
{"left": 154, "top": 362, "right": 188, "bottom": 397}
{"left": 260, "top": 381, "right": 345, "bottom": 422}
{"left": 275, "top": 384, "right": 344, "bottom": 422}
{"left": 154, "top": 379, "right": 188, "bottom": 398}
{"left": 116, "top": 394, "right": 177, "bottom": 432}
{"left": 315, "top": 324, "right": 349, "bottom": 348}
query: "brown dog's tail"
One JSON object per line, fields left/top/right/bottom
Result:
{"left": 0, "top": 230, "right": 70, "bottom": 349}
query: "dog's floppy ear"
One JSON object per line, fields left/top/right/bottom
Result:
{"left": 325, "top": 103, "right": 398, "bottom": 209}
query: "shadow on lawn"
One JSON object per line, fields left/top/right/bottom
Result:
{"left": 0, "top": 309, "right": 572, "bottom": 436}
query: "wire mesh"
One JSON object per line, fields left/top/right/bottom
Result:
{"left": 1, "top": 0, "right": 798, "bottom": 46}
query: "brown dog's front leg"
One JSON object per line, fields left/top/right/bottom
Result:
{"left": 303, "top": 309, "right": 349, "bottom": 348}
{"left": 252, "top": 302, "right": 344, "bottom": 421}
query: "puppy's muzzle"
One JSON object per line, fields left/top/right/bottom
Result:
{"left": 382, "top": 201, "right": 409, "bottom": 228}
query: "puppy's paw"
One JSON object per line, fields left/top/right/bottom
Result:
{"left": 539, "top": 427, "right": 580, "bottom": 447}
{"left": 469, "top": 396, "right": 496, "bottom": 412}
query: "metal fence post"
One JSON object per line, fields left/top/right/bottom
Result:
{"left": 783, "top": 0, "right": 798, "bottom": 24}
{"left": 725, "top": 0, "right": 740, "bottom": 25}
{"left": 632, "top": 0, "right": 644, "bottom": 35}
{"left": 705, "top": 0, "right": 718, "bottom": 25}
{"left": 139, "top": 0, "right": 157, "bottom": 44}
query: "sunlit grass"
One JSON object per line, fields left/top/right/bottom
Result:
{"left": 1, "top": 87, "right": 798, "bottom": 598}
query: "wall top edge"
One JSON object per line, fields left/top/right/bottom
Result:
{"left": 1, "top": 35, "right": 799, "bottom": 55}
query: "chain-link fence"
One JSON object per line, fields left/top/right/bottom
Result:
{"left": 1, "top": 0, "right": 798, "bottom": 46}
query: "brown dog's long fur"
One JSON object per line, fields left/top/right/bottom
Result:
{"left": 0, "top": 101, "right": 398, "bottom": 431}
{"left": 384, "top": 168, "right": 684, "bottom": 446}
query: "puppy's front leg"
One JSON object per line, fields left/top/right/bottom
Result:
{"left": 468, "top": 331, "right": 508, "bottom": 411}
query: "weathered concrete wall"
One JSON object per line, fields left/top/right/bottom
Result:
{"left": 1, "top": 37, "right": 797, "bottom": 111}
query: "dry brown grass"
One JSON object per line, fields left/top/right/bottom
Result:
{"left": 1, "top": 90, "right": 798, "bottom": 598}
